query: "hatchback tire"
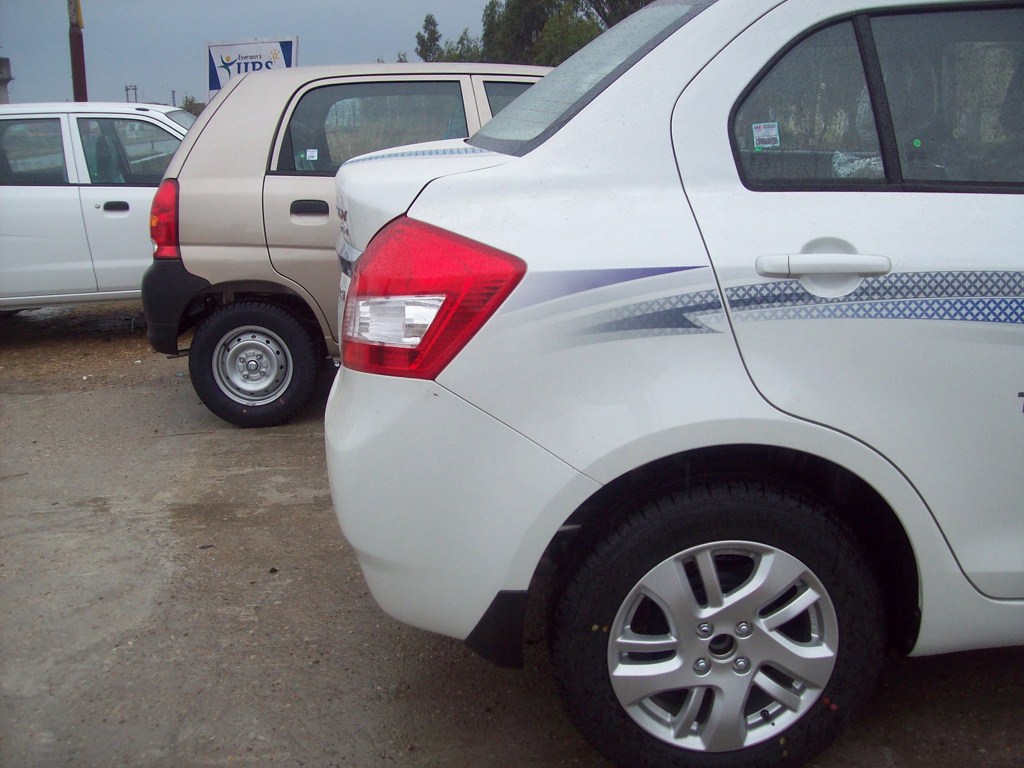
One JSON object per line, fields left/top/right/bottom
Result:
{"left": 551, "top": 481, "right": 885, "bottom": 768}
{"left": 189, "top": 302, "right": 319, "bottom": 428}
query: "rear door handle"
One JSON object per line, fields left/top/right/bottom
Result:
{"left": 290, "top": 199, "right": 330, "bottom": 215}
{"left": 102, "top": 200, "right": 130, "bottom": 212}
{"left": 756, "top": 254, "right": 891, "bottom": 278}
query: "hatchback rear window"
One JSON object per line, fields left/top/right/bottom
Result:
{"left": 470, "top": 0, "right": 716, "bottom": 156}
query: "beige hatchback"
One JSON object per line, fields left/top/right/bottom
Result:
{"left": 142, "top": 62, "right": 548, "bottom": 427}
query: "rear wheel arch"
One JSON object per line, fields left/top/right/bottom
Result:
{"left": 550, "top": 444, "right": 920, "bottom": 656}
{"left": 179, "top": 281, "right": 331, "bottom": 359}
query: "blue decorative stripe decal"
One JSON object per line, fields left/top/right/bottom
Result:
{"left": 582, "top": 289, "right": 723, "bottom": 337}
{"left": 506, "top": 267, "right": 704, "bottom": 311}
{"left": 568, "top": 269, "right": 1024, "bottom": 342}
{"left": 342, "top": 145, "right": 492, "bottom": 167}
{"left": 726, "top": 271, "right": 1024, "bottom": 325}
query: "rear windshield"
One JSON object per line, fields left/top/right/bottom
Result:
{"left": 166, "top": 109, "right": 197, "bottom": 130}
{"left": 470, "top": 0, "right": 717, "bottom": 156}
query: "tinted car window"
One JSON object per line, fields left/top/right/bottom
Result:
{"left": 279, "top": 80, "right": 468, "bottom": 175}
{"left": 482, "top": 81, "right": 533, "bottom": 116}
{"left": 734, "top": 22, "right": 883, "bottom": 185}
{"left": 472, "top": 0, "right": 715, "bottom": 155}
{"left": 872, "top": 8, "right": 1024, "bottom": 184}
{"left": 78, "top": 118, "right": 182, "bottom": 185}
{"left": 0, "top": 118, "right": 68, "bottom": 185}
{"left": 166, "top": 109, "right": 197, "bottom": 130}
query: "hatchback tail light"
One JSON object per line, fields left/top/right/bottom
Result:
{"left": 342, "top": 217, "right": 526, "bottom": 379}
{"left": 150, "top": 179, "right": 180, "bottom": 260}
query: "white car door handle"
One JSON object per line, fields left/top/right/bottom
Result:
{"left": 755, "top": 254, "right": 892, "bottom": 278}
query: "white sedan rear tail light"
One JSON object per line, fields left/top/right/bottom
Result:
{"left": 342, "top": 217, "right": 526, "bottom": 379}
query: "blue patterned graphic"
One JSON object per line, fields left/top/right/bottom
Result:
{"left": 582, "top": 289, "right": 723, "bottom": 337}
{"left": 571, "top": 270, "right": 1024, "bottom": 340}
{"left": 506, "top": 267, "right": 703, "bottom": 311}
{"left": 726, "top": 271, "right": 1024, "bottom": 325}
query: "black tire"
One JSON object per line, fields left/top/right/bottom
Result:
{"left": 551, "top": 481, "right": 885, "bottom": 768}
{"left": 189, "top": 301, "right": 319, "bottom": 428}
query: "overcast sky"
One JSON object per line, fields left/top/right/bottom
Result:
{"left": 0, "top": 0, "right": 489, "bottom": 105}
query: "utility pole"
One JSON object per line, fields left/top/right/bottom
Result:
{"left": 171, "top": 90, "right": 176, "bottom": 107}
{"left": 125, "top": 84, "right": 138, "bottom": 103}
{"left": 67, "top": 0, "right": 88, "bottom": 101}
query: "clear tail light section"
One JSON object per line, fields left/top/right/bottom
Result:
{"left": 342, "top": 217, "right": 526, "bottom": 379}
{"left": 150, "top": 178, "right": 180, "bottom": 260}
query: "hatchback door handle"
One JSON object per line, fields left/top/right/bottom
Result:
{"left": 290, "top": 199, "right": 330, "bottom": 215}
{"left": 755, "top": 254, "right": 891, "bottom": 278}
{"left": 102, "top": 200, "right": 130, "bottom": 212}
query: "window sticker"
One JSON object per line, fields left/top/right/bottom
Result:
{"left": 752, "top": 121, "right": 780, "bottom": 151}
{"left": 305, "top": 148, "right": 319, "bottom": 161}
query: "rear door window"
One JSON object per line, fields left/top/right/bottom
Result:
{"left": 732, "top": 6, "right": 1024, "bottom": 189}
{"left": 277, "top": 80, "right": 469, "bottom": 175}
{"left": 733, "top": 21, "right": 883, "bottom": 185}
{"left": 481, "top": 80, "right": 534, "bottom": 116}
{"left": 0, "top": 118, "right": 69, "bottom": 185}
{"left": 872, "top": 8, "right": 1024, "bottom": 184}
{"left": 77, "top": 118, "right": 182, "bottom": 185}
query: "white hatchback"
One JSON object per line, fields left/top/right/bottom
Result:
{"left": 326, "top": 2, "right": 1024, "bottom": 767}
{"left": 0, "top": 102, "right": 193, "bottom": 312}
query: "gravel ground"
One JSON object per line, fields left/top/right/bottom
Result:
{"left": 1, "top": 302, "right": 1021, "bottom": 768}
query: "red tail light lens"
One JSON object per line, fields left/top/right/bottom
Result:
{"left": 342, "top": 217, "right": 526, "bottom": 379}
{"left": 150, "top": 179, "right": 180, "bottom": 260}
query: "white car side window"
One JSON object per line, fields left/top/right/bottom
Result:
{"left": 873, "top": 8, "right": 1024, "bottom": 184}
{"left": 733, "top": 21, "right": 883, "bottom": 185}
{"left": 0, "top": 118, "right": 69, "bottom": 185}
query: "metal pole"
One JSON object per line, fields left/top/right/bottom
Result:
{"left": 69, "top": 24, "right": 88, "bottom": 100}
{"left": 68, "top": 0, "right": 87, "bottom": 101}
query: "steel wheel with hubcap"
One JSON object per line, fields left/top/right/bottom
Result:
{"left": 189, "top": 302, "right": 319, "bottom": 428}
{"left": 552, "top": 481, "right": 884, "bottom": 768}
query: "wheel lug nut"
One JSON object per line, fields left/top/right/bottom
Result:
{"left": 733, "top": 657, "right": 750, "bottom": 673}
{"left": 696, "top": 623, "right": 713, "bottom": 638}
{"left": 736, "top": 622, "right": 752, "bottom": 638}
{"left": 693, "top": 657, "right": 711, "bottom": 675}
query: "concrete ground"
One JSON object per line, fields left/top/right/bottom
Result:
{"left": 1, "top": 302, "right": 1021, "bottom": 768}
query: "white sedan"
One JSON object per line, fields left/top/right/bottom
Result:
{"left": 327, "top": 1, "right": 1024, "bottom": 766}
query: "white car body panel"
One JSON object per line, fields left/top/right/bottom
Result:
{"left": 325, "top": 367, "right": 600, "bottom": 639}
{"left": 326, "top": 0, "right": 1024, "bottom": 669}
{"left": 672, "top": 0, "right": 1024, "bottom": 598}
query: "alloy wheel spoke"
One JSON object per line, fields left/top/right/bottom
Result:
{"left": 611, "top": 656, "right": 696, "bottom": 706}
{"left": 732, "top": 550, "right": 807, "bottom": 614}
{"left": 752, "top": 669, "right": 804, "bottom": 712}
{"left": 761, "top": 584, "right": 823, "bottom": 632}
{"left": 637, "top": 557, "right": 702, "bottom": 624}
{"left": 758, "top": 633, "right": 836, "bottom": 690}
{"left": 694, "top": 548, "right": 725, "bottom": 608}
{"left": 699, "top": 676, "right": 752, "bottom": 751}
{"left": 614, "top": 629, "right": 678, "bottom": 656}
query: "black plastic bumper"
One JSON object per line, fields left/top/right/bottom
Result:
{"left": 464, "top": 590, "right": 529, "bottom": 668}
{"left": 141, "top": 259, "right": 211, "bottom": 354}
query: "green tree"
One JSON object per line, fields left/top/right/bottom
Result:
{"left": 415, "top": 14, "right": 443, "bottom": 61}
{"left": 440, "top": 29, "right": 484, "bottom": 62}
{"left": 419, "top": 0, "right": 633, "bottom": 69}
{"left": 533, "top": 3, "right": 603, "bottom": 66}
{"left": 181, "top": 94, "right": 204, "bottom": 116}
{"left": 481, "top": 0, "right": 561, "bottom": 64}
{"left": 584, "top": 0, "right": 653, "bottom": 26}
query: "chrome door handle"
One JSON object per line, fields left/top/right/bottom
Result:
{"left": 756, "top": 254, "right": 891, "bottom": 278}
